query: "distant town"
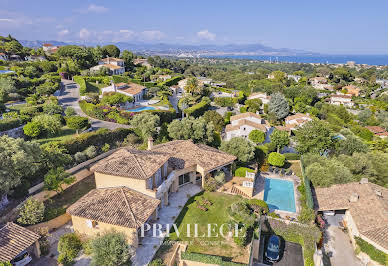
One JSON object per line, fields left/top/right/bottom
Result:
{"left": 0, "top": 34, "right": 387, "bottom": 266}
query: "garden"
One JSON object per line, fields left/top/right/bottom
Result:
{"left": 152, "top": 192, "right": 270, "bottom": 265}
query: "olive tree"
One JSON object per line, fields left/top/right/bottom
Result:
{"left": 220, "top": 137, "right": 255, "bottom": 162}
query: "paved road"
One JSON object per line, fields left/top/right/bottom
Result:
{"left": 57, "top": 79, "right": 130, "bottom": 130}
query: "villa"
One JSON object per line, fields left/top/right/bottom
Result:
{"left": 67, "top": 139, "right": 236, "bottom": 247}
{"left": 42, "top": 43, "right": 59, "bottom": 54}
{"left": 0, "top": 52, "right": 8, "bottom": 61}
{"left": 309, "top": 77, "right": 334, "bottom": 90}
{"left": 101, "top": 82, "right": 146, "bottom": 102}
{"left": 343, "top": 84, "right": 360, "bottom": 96}
{"left": 315, "top": 179, "right": 388, "bottom": 254}
{"left": 329, "top": 94, "right": 354, "bottom": 107}
{"left": 365, "top": 126, "right": 388, "bottom": 138}
{"left": 90, "top": 57, "right": 125, "bottom": 75}
{"left": 134, "top": 58, "right": 152, "bottom": 69}
{"left": 284, "top": 113, "right": 312, "bottom": 131}
{"left": 225, "top": 112, "right": 270, "bottom": 140}
{"left": 247, "top": 92, "right": 271, "bottom": 105}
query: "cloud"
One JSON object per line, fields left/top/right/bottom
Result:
{"left": 58, "top": 29, "right": 69, "bottom": 37}
{"left": 140, "top": 30, "right": 165, "bottom": 41}
{"left": 0, "top": 18, "right": 15, "bottom": 23}
{"left": 79, "top": 4, "right": 108, "bottom": 14}
{"left": 79, "top": 28, "right": 91, "bottom": 39}
{"left": 197, "top": 29, "right": 216, "bottom": 41}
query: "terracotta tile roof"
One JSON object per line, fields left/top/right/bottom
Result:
{"left": 104, "top": 63, "right": 124, "bottom": 70}
{"left": 91, "top": 148, "right": 170, "bottom": 179}
{"left": 152, "top": 140, "right": 236, "bottom": 173}
{"left": 67, "top": 187, "right": 160, "bottom": 229}
{"left": 120, "top": 83, "right": 146, "bottom": 95}
{"left": 285, "top": 113, "right": 311, "bottom": 122}
{"left": 114, "top": 82, "right": 128, "bottom": 88}
{"left": 101, "top": 57, "right": 124, "bottom": 62}
{"left": 315, "top": 182, "right": 388, "bottom": 250}
{"left": 365, "top": 126, "right": 386, "bottom": 134}
{"left": 0, "top": 222, "right": 40, "bottom": 262}
{"left": 0, "top": 52, "right": 5, "bottom": 56}
{"left": 377, "top": 132, "right": 388, "bottom": 137}
{"left": 230, "top": 112, "right": 261, "bottom": 122}
{"left": 274, "top": 126, "right": 291, "bottom": 132}
{"left": 225, "top": 119, "right": 267, "bottom": 133}
{"left": 331, "top": 94, "right": 352, "bottom": 99}
{"left": 42, "top": 43, "right": 52, "bottom": 47}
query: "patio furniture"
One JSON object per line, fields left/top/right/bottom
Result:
{"left": 281, "top": 169, "right": 286, "bottom": 176}
{"left": 274, "top": 168, "right": 279, "bottom": 174}
{"left": 269, "top": 166, "right": 273, "bottom": 172}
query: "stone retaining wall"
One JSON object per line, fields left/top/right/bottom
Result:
{"left": 0, "top": 125, "right": 24, "bottom": 138}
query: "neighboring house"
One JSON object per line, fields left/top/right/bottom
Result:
{"left": 225, "top": 112, "right": 270, "bottom": 140}
{"left": 315, "top": 179, "right": 388, "bottom": 254}
{"left": 211, "top": 82, "right": 227, "bottom": 87}
{"left": 247, "top": 92, "right": 271, "bottom": 105}
{"left": 42, "top": 43, "right": 59, "bottom": 54}
{"left": 68, "top": 140, "right": 236, "bottom": 247}
{"left": 158, "top": 75, "right": 172, "bottom": 82}
{"left": 343, "top": 84, "right": 360, "bottom": 96}
{"left": 284, "top": 113, "right": 312, "bottom": 131}
{"left": 287, "top": 74, "right": 301, "bottom": 82}
{"left": 197, "top": 77, "right": 213, "bottom": 85}
{"left": 0, "top": 222, "right": 41, "bottom": 263}
{"left": 376, "top": 79, "right": 388, "bottom": 88}
{"left": 178, "top": 78, "right": 188, "bottom": 89}
{"left": 0, "top": 52, "right": 8, "bottom": 61}
{"left": 25, "top": 55, "right": 46, "bottom": 61}
{"left": 329, "top": 94, "right": 354, "bottom": 107}
{"left": 134, "top": 58, "right": 152, "bottom": 69}
{"left": 365, "top": 126, "right": 388, "bottom": 138}
{"left": 101, "top": 82, "right": 146, "bottom": 102}
{"left": 355, "top": 77, "right": 367, "bottom": 84}
{"left": 267, "top": 74, "right": 275, "bottom": 79}
{"left": 309, "top": 77, "right": 334, "bottom": 90}
{"left": 91, "top": 57, "right": 125, "bottom": 75}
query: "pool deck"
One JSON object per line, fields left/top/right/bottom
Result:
{"left": 253, "top": 172, "right": 301, "bottom": 219}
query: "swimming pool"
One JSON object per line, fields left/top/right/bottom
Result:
{"left": 264, "top": 178, "right": 296, "bottom": 213}
{"left": 127, "top": 106, "right": 156, "bottom": 112}
{"left": 0, "top": 70, "right": 15, "bottom": 74}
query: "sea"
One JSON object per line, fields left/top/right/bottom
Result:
{"left": 202, "top": 54, "right": 388, "bottom": 66}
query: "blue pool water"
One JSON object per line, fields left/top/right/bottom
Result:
{"left": 264, "top": 178, "right": 296, "bottom": 213}
{"left": 0, "top": 70, "right": 15, "bottom": 74}
{"left": 127, "top": 106, "right": 156, "bottom": 112}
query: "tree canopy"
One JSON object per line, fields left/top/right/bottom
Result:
{"left": 268, "top": 92, "right": 289, "bottom": 120}
{"left": 294, "top": 120, "right": 334, "bottom": 154}
{"left": 220, "top": 137, "right": 255, "bottom": 162}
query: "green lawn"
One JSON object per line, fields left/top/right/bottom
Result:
{"left": 43, "top": 174, "right": 96, "bottom": 221}
{"left": 86, "top": 81, "right": 106, "bottom": 94}
{"left": 289, "top": 161, "right": 302, "bottom": 177}
{"left": 35, "top": 127, "right": 76, "bottom": 145}
{"left": 7, "top": 103, "right": 29, "bottom": 112}
{"left": 168, "top": 192, "right": 248, "bottom": 260}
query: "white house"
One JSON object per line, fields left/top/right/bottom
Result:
{"left": 101, "top": 82, "right": 146, "bottom": 102}
{"left": 329, "top": 94, "right": 354, "bottom": 107}
{"left": 287, "top": 75, "right": 301, "bottom": 82}
{"left": 99, "top": 57, "right": 125, "bottom": 67}
{"left": 247, "top": 92, "right": 271, "bottom": 105}
{"left": 91, "top": 57, "right": 125, "bottom": 75}
{"left": 42, "top": 43, "right": 59, "bottom": 54}
{"left": 133, "top": 58, "right": 152, "bottom": 69}
{"left": 197, "top": 77, "right": 213, "bottom": 85}
{"left": 284, "top": 113, "right": 312, "bottom": 131}
{"left": 225, "top": 112, "right": 270, "bottom": 141}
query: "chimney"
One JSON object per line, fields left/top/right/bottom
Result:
{"left": 147, "top": 137, "right": 153, "bottom": 150}
{"left": 360, "top": 178, "right": 368, "bottom": 184}
{"left": 349, "top": 193, "right": 359, "bottom": 203}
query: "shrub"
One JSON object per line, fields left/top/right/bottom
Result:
{"left": 101, "top": 143, "right": 110, "bottom": 153}
{"left": 214, "top": 97, "right": 238, "bottom": 107}
{"left": 247, "top": 199, "right": 269, "bottom": 214}
{"left": 284, "top": 153, "right": 300, "bottom": 160}
{"left": 57, "top": 233, "right": 82, "bottom": 265}
{"left": 214, "top": 170, "right": 226, "bottom": 184}
{"left": 91, "top": 231, "right": 134, "bottom": 266}
{"left": 184, "top": 97, "right": 211, "bottom": 117}
{"left": 84, "top": 145, "right": 97, "bottom": 158}
{"left": 239, "top": 106, "right": 247, "bottom": 113}
{"left": 158, "top": 75, "right": 183, "bottom": 87}
{"left": 248, "top": 129, "right": 266, "bottom": 144}
{"left": 181, "top": 252, "right": 222, "bottom": 265}
{"left": 233, "top": 226, "right": 248, "bottom": 247}
{"left": 66, "top": 115, "right": 89, "bottom": 134}
{"left": 204, "top": 177, "right": 218, "bottom": 192}
{"left": 355, "top": 237, "right": 388, "bottom": 265}
{"left": 268, "top": 212, "right": 280, "bottom": 218}
{"left": 64, "top": 107, "right": 76, "bottom": 117}
{"left": 298, "top": 207, "right": 316, "bottom": 224}
{"left": 73, "top": 76, "right": 87, "bottom": 95}
{"left": 74, "top": 151, "right": 87, "bottom": 163}
{"left": 23, "top": 121, "right": 43, "bottom": 138}
{"left": 17, "top": 198, "right": 45, "bottom": 225}
{"left": 235, "top": 167, "right": 255, "bottom": 177}
{"left": 150, "top": 259, "right": 164, "bottom": 266}
{"left": 268, "top": 152, "right": 285, "bottom": 167}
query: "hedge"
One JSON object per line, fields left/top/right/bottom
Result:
{"left": 73, "top": 76, "right": 87, "bottom": 95}
{"left": 181, "top": 252, "right": 247, "bottom": 266}
{"left": 284, "top": 153, "right": 300, "bottom": 160}
{"left": 158, "top": 75, "right": 183, "bottom": 87}
{"left": 235, "top": 167, "right": 255, "bottom": 177}
{"left": 144, "top": 109, "right": 176, "bottom": 123}
{"left": 301, "top": 158, "right": 314, "bottom": 209}
{"left": 0, "top": 118, "right": 22, "bottom": 132}
{"left": 184, "top": 97, "right": 211, "bottom": 117}
{"left": 355, "top": 237, "right": 388, "bottom": 265}
{"left": 214, "top": 97, "right": 238, "bottom": 107}
{"left": 45, "top": 128, "right": 133, "bottom": 155}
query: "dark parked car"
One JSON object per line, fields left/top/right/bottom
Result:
{"left": 265, "top": 235, "right": 280, "bottom": 262}
{"left": 227, "top": 106, "right": 234, "bottom": 111}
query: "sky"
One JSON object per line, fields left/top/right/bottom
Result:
{"left": 0, "top": 0, "right": 387, "bottom": 54}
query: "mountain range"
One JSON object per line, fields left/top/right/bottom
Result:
{"left": 19, "top": 40, "right": 318, "bottom": 57}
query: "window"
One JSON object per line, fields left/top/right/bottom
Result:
{"left": 179, "top": 173, "right": 190, "bottom": 186}
{"left": 86, "top": 219, "right": 99, "bottom": 228}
